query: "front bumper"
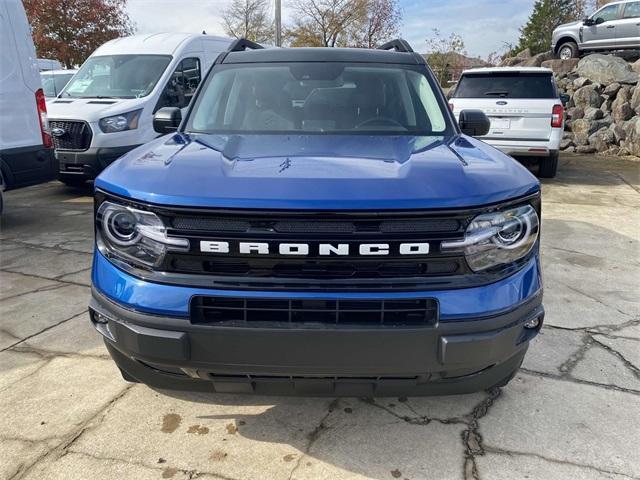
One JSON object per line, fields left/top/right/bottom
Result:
{"left": 90, "top": 254, "right": 544, "bottom": 396}
{"left": 57, "top": 145, "right": 140, "bottom": 180}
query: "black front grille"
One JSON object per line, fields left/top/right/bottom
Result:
{"left": 191, "top": 296, "right": 438, "bottom": 327}
{"left": 49, "top": 120, "right": 92, "bottom": 150}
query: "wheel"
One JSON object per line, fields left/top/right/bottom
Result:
{"left": 59, "top": 176, "right": 87, "bottom": 187}
{"left": 557, "top": 41, "right": 578, "bottom": 60}
{"left": 538, "top": 152, "right": 558, "bottom": 178}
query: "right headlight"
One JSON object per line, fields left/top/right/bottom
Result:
{"left": 96, "top": 201, "right": 189, "bottom": 269}
{"left": 441, "top": 204, "right": 539, "bottom": 272}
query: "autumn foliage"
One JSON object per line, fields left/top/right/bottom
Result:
{"left": 23, "top": 0, "right": 135, "bottom": 68}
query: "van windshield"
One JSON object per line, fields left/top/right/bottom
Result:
{"left": 186, "top": 63, "right": 452, "bottom": 136}
{"left": 61, "top": 55, "right": 171, "bottom": 99}
{"left": 41, "top": 73, "right": 75, "bottom": 97}
{"left": 452, "top": 72, "right": 556, "bottom": 99}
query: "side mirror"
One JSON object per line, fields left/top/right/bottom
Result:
{"left": 583, "top": 17, "right": 594, "bottom": 26}
{"left": 560, "top": 93, "right": 570, "bottom": 106}
{"left": 459, "top": 109, "right": 491, "bottom": 137}
{"left": 153, "top": 107, "right": 182, "bottom": 134}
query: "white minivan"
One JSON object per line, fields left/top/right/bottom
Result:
{"left": 47, "top": 33, "right": 233, "bottom": 185}
{"left": 0, "top": 0, "right": 55, "bottom": 212}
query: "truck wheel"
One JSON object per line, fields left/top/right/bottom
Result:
{"left": 538, "top": 152, "right": 558, "bottom": 178}
{"left": 557, "top": 41, "right": 578, "bottom": 60}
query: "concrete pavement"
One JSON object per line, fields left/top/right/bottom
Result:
{"left": 1, "top": 153, "right": 638, "bottom": 480}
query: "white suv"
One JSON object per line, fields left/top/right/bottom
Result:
{"left": 449, "top": 67, "right": 565, "bottom": 178}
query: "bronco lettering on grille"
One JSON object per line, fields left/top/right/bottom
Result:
{"left": 199, "top": 241, "right": 430, "bottom": 256}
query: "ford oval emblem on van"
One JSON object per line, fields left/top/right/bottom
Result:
{"left": 496, "top": 101, "right": 508, "bottom": 105}
{"left": 51, "top": 127, "right": 65, "bottom": 137}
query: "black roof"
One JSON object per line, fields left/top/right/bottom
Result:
{"left": 222, "top": 47, "right": 425, "bottom": 65}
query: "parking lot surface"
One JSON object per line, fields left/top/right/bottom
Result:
{"left": 1, "top": 153, "right": 639, "bottom": 480}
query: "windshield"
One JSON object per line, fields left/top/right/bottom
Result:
{"left": 41, "top": 73, "right": 75, "bottom": 97}
{"left": 186, "top": 63, "right": 451, "bottom": 135}
{"left": 452, "top": 72, "right": 556, "bottom": 99}
{"left": 61, "top": 55, "right": 171, "bottom": 99}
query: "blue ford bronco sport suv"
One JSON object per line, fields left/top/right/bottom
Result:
{"left": 90, "top": 39, "right": 544, "bottom": 396}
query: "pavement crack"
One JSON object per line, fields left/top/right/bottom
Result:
{"left": 520, "top": 368, "right": 640, "bottom": 395}
{"left": 591, "top": 336, "right": 640, "bottom": 378}
{"left": 461, "top": 388, "right": 502, "bottom": 480}
{"left": 0, "top": 282, "right": 68, "bottom": 302}
{"left": 562, "top": 283, "right": 633, "bottom": 318}
{"left": 8, "top": 384, "right": 134, "bottom": 480}
{"left": 287, "top": 398, "right": 339, "bottom": 480}
{"left": 359, "top": 397, "right": 466, "bottom": 426}
{"left": 0, "top": 268, "right": 89, "bottom": 289}
{"left": 0, "top": 309, "right": 88, "bottom": 353}
{"left": 482, "top": 446, "right": 639, "bottom": 479}
{"left": 558, "top": 332, "right": 593, "bottom": 376}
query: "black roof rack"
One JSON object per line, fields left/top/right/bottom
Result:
{"left": 228, "top": 38, "right": 264, "bottom": 52}
{"left": 377, "top": 39, "right": 414, "bottom": 53}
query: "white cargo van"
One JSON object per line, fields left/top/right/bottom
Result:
{"left": 47, "top": 33, "right": 233, "bottom": 185}
{"left": 0, "top": 0, "right": 55, "bottom": 212}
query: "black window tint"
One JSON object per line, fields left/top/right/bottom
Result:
{"left": 452, "top": 72, "right": 556, "bottom": 99}
{"left": 155, "top": 57, "right": 201, "bottom": 112}
{"left": 623, "top": 1, "right": 640, "bottom": 18}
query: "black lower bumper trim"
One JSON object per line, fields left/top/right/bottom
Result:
{"left": 57, "top": 145, "right": 140, "bottom": 179}
{"left": 90, "top": 287, "right": 543, "bottom": 396}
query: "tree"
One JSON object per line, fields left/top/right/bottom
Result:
{"left": 287, "top": 0, "right": 368, "bottom": 47}
{"left": 516, "top": 0, "right": 584, "bottom": 55}
{"left": 424, "top": 29, "right": 466, "bottom": 86}
{"left": 23, "top": 0, "right": 134, "bottom": 68}
{"left": 221, "top": 0, "right": 273, "bottom": 43}
{"left": 347, "top": 0, "right": 402, "bottom": 49}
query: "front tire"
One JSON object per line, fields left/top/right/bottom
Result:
{"left": 538, "top": 152, "right": 559, "bottom": 178}
{"left": 557, "top": 41, "right": 578, "bottom": 59}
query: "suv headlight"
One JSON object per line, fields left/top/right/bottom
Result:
{"left": 96, "top": 201, "right": 188, "bottom": 269}
{"left": 441, "top": 204, "right": 539, "bottom": 272}
{"left": 99, "top": 109, "right": 142, "bottom": 133}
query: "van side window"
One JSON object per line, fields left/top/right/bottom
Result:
{"left": 155, "top": 57, "right": 201, "bottom": 112}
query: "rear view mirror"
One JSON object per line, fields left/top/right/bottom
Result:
{"left": 459, "top": 110, "right": 491, "bottom": 137}
{"left": 560, "top": 93, "right": 570, "bottom": 106}
{"left": 153, "top": 107, "right": 182, "bottom": 134}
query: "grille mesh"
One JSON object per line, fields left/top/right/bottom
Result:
{"left": 49, "top": 120, "right": 92, "bottom": 150}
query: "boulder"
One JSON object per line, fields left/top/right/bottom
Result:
{"left": 583, "top": 107, "right": 604, "bottom": 121}
{"left": 541, "top": 59, "right": 579, "bottom": 76}
{"left": 499, "top": 57, "right": 522, "bottom": 67}
{"left": 631, "top": 86, "right": 640, "bottom": 112}
{"left": 632, "top": 59, "right": 640, "bottom": 74}
{"left": 560, "top": 137, "right": 575, "bottom": 150}
{"left": 573, "top": 84, "right": 602, "bottom": 109}
{"left": 521, "top": 51, "right": 554, "bottom": 67}
{"left": 567, "top": 106, "right": 584, "bottom": 120}
{"left": 571, "top": 118, "right": 593, "bottom": 145}
{"left": 576, "top": 54, "right": 639, "bottom": 85}
{"left": 612, "top": 102, "right": 634, "bottom": 123}
{"left": 588, "top": 127, "right": 615, "bottom": 152}
{"left": 603, "top": 82, "right": 622, "bottom": 97}
{"left": 573, "top": 77, "right": 591, "bottom": 89}
{"left": 515, "top": 48, "right": 532, "bottom": 59}
{"left": 609, "top": 123, "right": 626, "bottom": 144}
{"left": 621, "top": 117, "right": 640, "bottom": 156}
{"left": 576, "top": 145, "right": 597, "bottom": 154}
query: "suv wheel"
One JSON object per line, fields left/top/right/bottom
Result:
{"left": 557, "top": 41, "right": 578, "bottom": 60}
{"left": 538, "top": 152, "right": 558, "bottom": 178}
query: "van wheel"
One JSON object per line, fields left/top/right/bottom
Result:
{"left": 59, "top": 177, "right": 87, "bottom": 187}
{"left": 538, "top": 152, "right": 559, "bottom": 178}
{"left": 557, "top": 41, "right": 578, "bottom": 60}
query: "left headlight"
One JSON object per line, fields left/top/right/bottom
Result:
{"left": 96, "top": 201, "right": 189, "bottom": 269}
{"left": 441, "top": 204, "right": 539, "bottom": 272}
{"left": 98, "top": 109, "right": 142, "bottom": 133}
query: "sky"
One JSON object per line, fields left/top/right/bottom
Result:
{"left": 126, "top": 0, "right": 536, "bottom": 59}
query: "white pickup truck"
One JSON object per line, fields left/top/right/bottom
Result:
{"left": 449, "top": 67, "right": 566, "bottom": 178}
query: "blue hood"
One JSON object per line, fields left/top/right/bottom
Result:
{"left": 95, "top": 133, "right": 539, "bottom": 210}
